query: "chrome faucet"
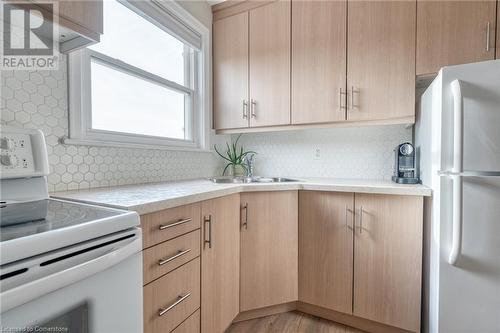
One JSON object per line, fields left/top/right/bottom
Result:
{"left": 244, "top": 154, "right": 255, "bottom": 178}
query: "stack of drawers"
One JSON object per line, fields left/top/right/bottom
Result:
{"left": 142, "top": 203, "right": 202, "bottom": 333}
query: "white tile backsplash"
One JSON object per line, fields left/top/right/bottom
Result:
{"left": 1, "top": 56, "right": 225, "bottom": 192}
{"left": 233, "top": 125, "right": 412, "bottom": 180}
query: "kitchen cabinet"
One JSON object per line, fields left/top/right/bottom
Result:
{"left": 201, "top": 194, "right": 240, "bottom": 333}
{"left": 347, "top": 0, "right": 416, "bottom": 122}
{"left": 416, "top": 1, "right": 496, "bottom": 75}
{"left": 248, "top": 0, "right": 291, "bottom": 127}
{"left": 298, "top": 192, "right": 423, "bottom": 332}
{"left": 353, "top": 194, "right": 423, "bottom": 332}
{"left": 291, "top": 0, "right": 347, "bottom": 124}
{"left": 213, "top": 12, "right": 249, "bottom": 130}
{"left": 240, "top": 191, "right": 298, "bottom": 312}
{"left": 31, "top": 0, "right": 103, "bottom": 52}
{"left": 497, "top": 3, "right": 500, "bottom": 59}
{"left": 298, "top": 191, "right": 353, "bottom": 314}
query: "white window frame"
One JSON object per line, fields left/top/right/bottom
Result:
{"left": 66, "top": 0, "right": 211, "bottom": 152}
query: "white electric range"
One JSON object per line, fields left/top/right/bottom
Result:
{"left": 0, "top": 126, "right": 143, "bottom": 332}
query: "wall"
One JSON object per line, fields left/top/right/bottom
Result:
{"left": 234, "top": 125, "right": 412, "bottom": 180}
{"left": 0, "top": 1, "right": 226, "bottom": 193}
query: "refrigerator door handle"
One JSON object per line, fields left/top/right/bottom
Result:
{"left": 438, "top": 170, "right": 500, "bottom": 177}
{"left": 449, "top": 80, "right": 464, "bottom": 266}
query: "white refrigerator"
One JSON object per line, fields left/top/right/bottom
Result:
{"left": 415, "top": 59, "right": 500, "bottom": 333}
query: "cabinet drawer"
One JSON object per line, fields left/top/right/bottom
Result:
{"left": 144, "top": 258, "right": 201, "bottom": 333}
{"left": 143, "top": 230, "right": 200, "bottom": 285}
{"left": 141, "top": 203, "right": 201, "bottom": 249}
{"left": 171, "top": 309, "right": 200, "bottom": 333}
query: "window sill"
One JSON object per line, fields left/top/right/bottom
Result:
{"left": 61, "top": 137, "right": 214, "bottom": 153}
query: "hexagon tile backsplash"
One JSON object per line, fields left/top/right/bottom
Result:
{"left": 1, "top": 56, "right": 223, "bottom": 192}
{"left": 1, "top": 55, "right": 411, "bottom": 192}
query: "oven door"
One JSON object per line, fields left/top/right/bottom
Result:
{"left": 0, "top": 229, "right": 143, "bottom": 333}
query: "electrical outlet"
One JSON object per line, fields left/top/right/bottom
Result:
{"left": 314, "top": 148, "right": 321, "bottom": 160}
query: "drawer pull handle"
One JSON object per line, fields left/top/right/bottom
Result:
{"left": 158, "top": 293, "right": 191, "bottom": 317}
{"left": 159, "top": 218, "right": 192, "bottom": 230}
{"left": 158, "top": 249, "right": 192, "bottom": 266}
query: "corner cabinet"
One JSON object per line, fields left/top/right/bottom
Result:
{"left": 416, "top": 0, "right": 497, "bottom": 75}
{"left": 239, "top": 191, "right": 298, "bottom": 312}
{"left": 201, "top": 195, "right": 240, "bottom": 333}
{"left": 298, "top": 191, "right": 423, "bottom": 333}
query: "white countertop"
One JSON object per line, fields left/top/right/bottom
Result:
{"left": 52, "top": 178, "right": 431, "bottom": 215}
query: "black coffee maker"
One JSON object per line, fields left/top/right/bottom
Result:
{"left": 392, "top": 142, "right": 419, "bottom": 184}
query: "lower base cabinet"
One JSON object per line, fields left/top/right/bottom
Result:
{"left": 171, "top": 310, "right": 200, "bottom": 333}
{"left": 201, "top": 194, "right": 240, "bottom": 333}
{"left": 240, "top": 191, "right": 299, "bottom": 312}
{"left": 299, "top": 191, "right": 423, "bottom": 333}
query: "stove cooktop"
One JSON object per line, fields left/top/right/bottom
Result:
{"left": 0, "top": 199, "right": 124, "bottom": 243}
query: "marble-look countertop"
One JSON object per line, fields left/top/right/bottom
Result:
{"left": 52, "top": 178, "right": 431, "bottom": 215}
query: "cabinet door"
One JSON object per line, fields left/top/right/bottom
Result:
{"left": 291, "top": 0, "right": 347, "bottom": 124}
{"left": 249, "top": 1, "right": 291, "bottom": 127}
{"left": 240, "top": 191, "right": 298, "bottom": 311}
{"left": 353, "top": 194, "right": 423, "bottom": 332}
{"left": 201, "top": 194, "right": 240, "bottom": 333}
{"left": 347, "top": 1, "right": 416, "bottom": 122}
{"left": 213, "top": 12, "right": 249, "bottom": 130}
{"left": 497, "top": 4, "right": 499, "bottom": 60}
{"left": 416, "top": 1, "right": 496, "bottom": 75}
{"left": 298, "top": 191, "right": 354, "bottom": 314}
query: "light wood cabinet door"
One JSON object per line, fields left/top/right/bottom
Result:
{"left": 249, "top": 1, "right": 291, "bottom": 127}
{"left": 299, "top": 191, "right": 354, "bottom": 314}
{"left": 416, "top": 1, "right": 496, "bottom": 75}
{"left": 240, "top": 191, "right": 298, "bottom": 311}
{"left": 353, "top": 194, "right": 423, "bottom": 332}
{"left": 347, "top": 1, "right": 416, "bottom": 122}
{"left": 201, "top": 194, "right": 240, "bottom": 333}
{"left": 291, "top": 0, "right": 347, "bottom": 124}
{"left": 213, "top": 12, "right": 249, "bottom": 130}
{"left": 497, "top": 3, "right": 500, "bottom": 59}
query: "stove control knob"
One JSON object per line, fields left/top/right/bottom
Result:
{"left": 1, "top": 155, "right": 16, "bottom": 166}
{"left": 0, "top": 138, "right": 13, "bottom": 150}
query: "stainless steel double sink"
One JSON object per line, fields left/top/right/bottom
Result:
{"left": 209, "top": 177, "right": 299, "bottom": 184}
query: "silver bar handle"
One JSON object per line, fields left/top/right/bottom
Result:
{"left": 486, "top": 21, "right": 491, "bottom": 52}
{"left": 158, "top": 249, "right": 191, "bottom": 266}
{"left": 243, "top": 100, "right": 248, "bottom": 119}
{"left": 351, "top": 86, "right": 359, "bottom": 109}
{"left": 159, "top": 218, "right": 192, "bottom": 230}
{"left": 358, "top": 206, "right": 363, "bottom": 233}
{"left": 340, "top": 88, "right": 347, "bottom": 110}
{"left": 241, "top": 203, "right": 248, "bottom": 229}
{"left": 158, "top": 293, "right": 191, "bottom": 317}
{"left": 250, "top": 99, "right": 257, "bottom": 118}
{"left": 204, "top": 215, "right": 212, "bottom": 249}
{"left": 345, "top": 205, "right": 353, "bottom": 231}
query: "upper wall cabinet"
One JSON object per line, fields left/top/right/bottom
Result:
{"left": 416, "top": 1, "right": 497, "bottom": 75}
{"left": 213, "top": 0, "right": 290, "bottom": 130}
{"left": 249, "top": 1, "right": 291, "bottom": 127}
{"left": 291, "top": 0, "right": 347, "bottom": 124}
{"left": 213, "top": 12, "right": 249, "bottom": 130}
{"left": 347, "top": 0, "right": 416, "bottom": 122}
{"left": 30, "top": 0, "right": 103, "bottom": 52}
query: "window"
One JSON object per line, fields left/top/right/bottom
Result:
{"left": 68, "top": 0, "right": 210, "bottom": 150}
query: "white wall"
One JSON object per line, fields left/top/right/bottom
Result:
{"left": 234, "top": 125, "right": 412, "bottom": 180}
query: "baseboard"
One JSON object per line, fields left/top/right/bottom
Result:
{"left": 232, "top": 302, "right": 298, "bottom": 323}
{"left": 297, "top": 302, "right": 416, "bottom": 333}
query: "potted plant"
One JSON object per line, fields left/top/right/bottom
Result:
{"left": 214, "top": 134, "right": 256, "bottom": 176}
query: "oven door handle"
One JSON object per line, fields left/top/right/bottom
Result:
{"left": 0, "top": 233, "right": 142, "bottom": 313}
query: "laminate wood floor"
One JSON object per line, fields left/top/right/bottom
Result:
{"left": 226, "top": 311, "right": 365, "bottom": 333}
